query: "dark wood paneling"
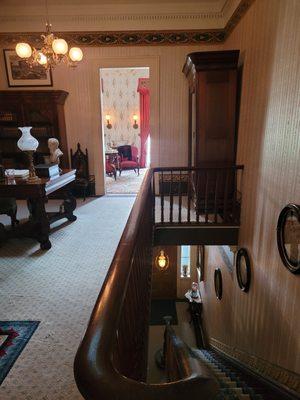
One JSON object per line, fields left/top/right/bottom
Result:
{"left": 154, "top": 226, "right": 239, "bottom": 246}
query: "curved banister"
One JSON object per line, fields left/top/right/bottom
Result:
{"left": 74, "top": 169, "right": 218, "bottom": 400}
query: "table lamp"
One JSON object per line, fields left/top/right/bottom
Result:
{"left": 17, "top": 127, "right": 41, "bottom": 183}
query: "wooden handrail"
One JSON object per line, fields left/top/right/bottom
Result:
{"left": 74, "top": 168, "right": 218, "bottom": 400}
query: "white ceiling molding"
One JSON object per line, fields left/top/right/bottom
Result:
{"left": 0, "top": 0, "right": 255, "bottom": 46}
{"left": 0, "top": 0, "right": 243, "bottom": 32}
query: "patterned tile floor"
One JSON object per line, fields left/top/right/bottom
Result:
{"left": 0, "top": 196, "right": 135, "bottom": 400}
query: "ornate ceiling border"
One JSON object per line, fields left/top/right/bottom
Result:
{"left": 0, "top": 0, "right": 255, "bottom": 47}
{"left": 0, "top": 30, "right": 225, "bottom": 47}
{"left": 224, "top": 0, "right": 256, "bottom": 37}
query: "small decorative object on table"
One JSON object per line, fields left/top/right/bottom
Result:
{"left": 17, "top": 127, "right": 40, "bottom": 183}
{"left": 48, "top": 138, "right": 63, "bottom": 166}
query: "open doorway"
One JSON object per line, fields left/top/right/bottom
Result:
{"left": 100, "top": 67, "right": 150, "bottom": 194}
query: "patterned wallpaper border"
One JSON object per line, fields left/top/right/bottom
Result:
{"left": 0, "top": 0, "right": 255, "bottom": 47}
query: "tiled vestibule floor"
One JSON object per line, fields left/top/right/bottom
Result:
{"left": 0, "top": 196, "right": 135, "bottom": 400}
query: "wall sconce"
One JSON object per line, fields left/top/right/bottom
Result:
{"left": 155, "top": 250, "right": 169, "bottom": 271}
{"left": 133, "top": 114, "right": 138, "bottom": 129}
{"left": 105, "top": 114, "right": 112, "bottom": 129}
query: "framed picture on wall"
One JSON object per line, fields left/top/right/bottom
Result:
{"left": 3, "top": 49, "right": 53, "bottom": 87}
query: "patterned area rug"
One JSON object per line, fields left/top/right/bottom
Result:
{"left": 0, "top": 321, "right": 40, "bottom": 385}
{"left": 105, "top": 168, "right": 147, "bottom": 194}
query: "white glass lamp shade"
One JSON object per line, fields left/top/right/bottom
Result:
{"left": 17, "top": 127, "right": 39, "bottom": 151}
{"left": 37, "top": 52, "right": 48, "bottom": 65}
{"left": 69, "top": 47, "right": 83, "bottom": 62}
{"left": 52, "top": 38, "right": 68, "bottom": 55}
{"left": 15, "top": 42, "right": 32, "bottom": 58}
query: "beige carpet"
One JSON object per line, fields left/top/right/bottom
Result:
{"left": 0, "top": 196, "right": 135, "bottom": 400}
{"left": 105, "top": 167, "right": 147, "bottom": 194}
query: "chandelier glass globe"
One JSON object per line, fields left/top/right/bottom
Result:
{"left": 52, "top": 38, "right": 68, "bottom": 55}
{"left": 69, "top": 47, "right": 83, "bottom": 62}
{"left": 37, "top": 53, "right": 48, "bottom": 65}
{"left": 15, "top": 43, "right": 32, "bottom": 58}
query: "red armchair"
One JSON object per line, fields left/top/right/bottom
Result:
{"left": 117, "top": 145, "right": 140, "bottom": 175}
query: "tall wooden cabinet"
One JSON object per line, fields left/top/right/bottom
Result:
{"left": 0, "top": 90, "right": 69, "bottom": 168}
{"left": 183, "top": 50, "right": 240, "bottom": 168}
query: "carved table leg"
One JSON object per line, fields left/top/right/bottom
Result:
{"left": 63, "top": 191, "right": 77, "bottom": 222}
{"left": 27, "top": 197, "right": 51, "bottom": 250}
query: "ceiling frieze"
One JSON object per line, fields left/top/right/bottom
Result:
{"left": 0, "top": 0, "right": 255, "bottom": 47}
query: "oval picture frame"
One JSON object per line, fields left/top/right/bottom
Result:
{"left": 236, "top": 248, "right": 251, "bottom": 292}
{"left": 214, "top": 268, "right": 222, "bottom": 300}
{"left": 277, "top": 204, "right": 300, "bottom": 274}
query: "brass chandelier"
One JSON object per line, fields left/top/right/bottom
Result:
{"left": 15, "top": 0, "right": 83, "bottom": 69}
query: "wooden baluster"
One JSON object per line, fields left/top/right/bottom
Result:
{"left": 178, "top": 170, "right": 182, "bottom": 223}
{"left": 161, "top": 171, "right": 164, "bottom": 224}
{"left": 232, "top": 168, "right": 237, "bottom": 223}
{"left": 196, "top": 170, "right": 200, "bottom": 223}
{"left": 204, "top": 170, "right": 209, "bottom": 223}
{"left": 214, "top": 170, "right": 219, "bottom": 223}
{"left": 170, "top": 171, "right": 173, "bottom": 223}
{"left": 223, "top": 169, "right": 230, "bottom": 223}
{"left": 187, "top": 170, "right": 191, "bottom": 223}
{"left": 152, "top": 172, "right": 155, "bottom": 224}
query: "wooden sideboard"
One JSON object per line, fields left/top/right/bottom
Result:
{"left": 0, "top": 90, "right": 69, "bottom": 168}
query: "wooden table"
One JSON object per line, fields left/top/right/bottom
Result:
{"left": 0, "top": 169, "right": 77, "bottom": 250}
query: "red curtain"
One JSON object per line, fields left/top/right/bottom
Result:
{"left": 137, "top": 78, "right": 150, "bottom": 168}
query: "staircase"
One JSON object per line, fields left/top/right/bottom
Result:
{"left": 193, "top": 349, "right": 296, "bottom": 400}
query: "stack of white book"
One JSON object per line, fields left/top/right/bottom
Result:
{"left": 5, "top": 169, "right": 29, "bottom": 178}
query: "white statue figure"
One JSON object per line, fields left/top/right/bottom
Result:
{"left": 48, "top": 138, "right": 63, "bottom": 165}
{"left": 185, "top": 282, "right": 202, "bottom": 303}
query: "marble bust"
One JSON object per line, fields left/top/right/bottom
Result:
{"left": 48, "top": 138, "right": 63, "bottom": 165}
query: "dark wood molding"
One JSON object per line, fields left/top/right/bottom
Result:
{"left": 0, "top": 1, "right": 256, "bottom": 47}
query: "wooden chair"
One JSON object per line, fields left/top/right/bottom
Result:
{"left": 70, "top": 143, "right": 93, "bottom": 200}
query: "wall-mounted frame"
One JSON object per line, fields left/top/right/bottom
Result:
{"left": 277, "top": 204, "right": 300, "bottom": 274}
{"left": 236, "top": 248, "right": 251, "bottom": 292}
{"left": 3, "top": 49, "right": 53, "bottom": 87}
{"left": 196, "top": 245, "right": 205, "bottom": 282}
{"left": 214, "top": 268, "right": 222, "bottom": 300}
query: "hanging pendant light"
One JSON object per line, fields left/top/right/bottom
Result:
{"left": 155, "top": 250, "right": 170, "bottom": 271}
{"left": 15, "top": 0, "right": 83, "bottom": 70}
